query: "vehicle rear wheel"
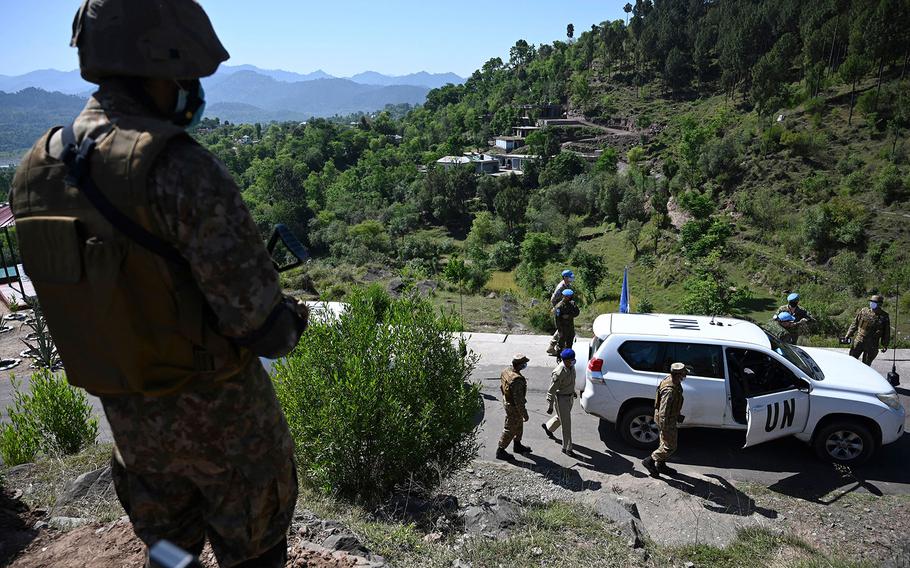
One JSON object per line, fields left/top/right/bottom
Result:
{"left": 812, "top": 421, "right": 876, "bottom": 465}
{"left": 619, "top": 403, "right": 660, "bottom": 450}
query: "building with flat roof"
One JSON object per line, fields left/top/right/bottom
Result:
{"left": 494, "top": 136, "right": 525, "bottom": 152}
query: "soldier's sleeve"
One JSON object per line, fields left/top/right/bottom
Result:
{"left": 147, "top": 139, "right": 305, "bottom": 357}
{"left": 845, "top": 310, "right": 860, "bottom": 339}
{"left": 657, "top": 386, "right": 673, "bottom": 423}
{"left": 547, "top": 368, "right": 559, "bottom": 402}
{"left": 882, "top": 314, "right": 891, "bottom": 348}
{"left": 514, "top": 378, "right": 527, "bottom": 414}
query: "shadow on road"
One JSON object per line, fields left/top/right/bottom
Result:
{"left": 662, "top": 472, "right": 778, "bottom": 518}
{"left": 509, "top": 450, "right": 603, "bottom": 493}
{"left": 596, "top": 421, "right": 909, "bottom": 502}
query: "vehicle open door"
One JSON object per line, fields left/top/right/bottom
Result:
{"left": 744, "top": 387, "right": 810, "bottom": 448}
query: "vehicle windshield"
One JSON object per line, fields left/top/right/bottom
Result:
{"left": 765, "top": 332, "right": 825, "bottom": 381}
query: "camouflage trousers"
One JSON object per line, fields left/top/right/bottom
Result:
{"left": 101, "top": 360, "right": 297, "bottom": 568}
{"left": 651, "top": 422, "right": 678, "bottom": 463}
{"left": 547, "top": 326, "right": 575, "bottom": 355}
{"left": 849, "top": 341, "right": 880, "bottom": 366}
{"left": 499, "top": 404, "right": 524, "bottom": 448}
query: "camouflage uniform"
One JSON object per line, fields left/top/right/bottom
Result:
{"left": 846, "top": 307, "right": 891, "bottom": 366}
{"left": 547, "top": 280, "right": 573, "bottom": 355}
{"left": 553, "top": 297, "right": 580, "bottom": 352}
{"left": 82, "top": 86, "right": 299, "bottom": 566}
{"left": 776, "top": 304, "right": 811, "bottom": 345}
{"left": 545, "top": 362, "right": 576, "bottom": 452}
{"left": 498, "top": 367, "right": 529, "bottom": 449}
{"left": 651, "top": 376, "right": 684, "bottom": 464}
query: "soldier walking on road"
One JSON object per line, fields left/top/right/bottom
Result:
{"left": 775, "top": 292, "right": 813, "bottom": 344}
{"left": 845, "top": 295, "right": 891, "bottom": 366}
{"left": 497, "top": 354, "right": 532, "bottom": 460}
{"left": 642, "top": 363, "right": 687, "bottom": 477}
{"left": 543, "top": 349, "right": 578, "bottom": 457}
{"left": 11, "top": 2, "right": 308, "bottom": 566}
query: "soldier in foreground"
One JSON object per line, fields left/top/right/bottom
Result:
{"left": 642, "top": 363, "right": 686, "bottom": 478}
{"left": 10, "top": 1, "right": 308, "bottom": 566}
{"left": 775, "top": 292, "right": 813, "bottom": 344}
{"left": 496, "top": 354, "right": 532, "bottom": 460}
{"left": 844, "top": 295, "right": 891, "bottom": 366}
{"left": 543, "top": 349, "right": 577, "bottom": 457}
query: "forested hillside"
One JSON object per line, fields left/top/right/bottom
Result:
{"left": 9, "top": 0, "right": 910, "bottom": 341}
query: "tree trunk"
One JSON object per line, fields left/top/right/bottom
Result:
{"left": 875, "top": 57, "right": 884, "bottom": 110}
{"left": 901, "top": 46, "right": 909, "bottom": 81}
{"left": 827, "top": 21, "right": 838, "bottom": 73}
{"left": 848, "top": 78, "right": 857, "bottom": 125}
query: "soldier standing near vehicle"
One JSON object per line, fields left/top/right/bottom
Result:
{"left": 642, "top": 363, "right": 686, "bottom": 477}
{"left": 543, "top": 349, "right": 577, "bottom": 457}
{"left": 496, "top": 354, "right": 532, "bottom": 460}
{"left": 776, "top": 292, "right": 813, "bottom": 344}
{"left": 845, "top": 295, "right": 891, "bottom": 366}
{"left": 547, "top": 270, "right": 575, "bottom": 355}
{"left": 547, "top": 289, "right": 580, "bottom": 356}
{"left": 10, "top": 2, "right": 308, "bottom": 566}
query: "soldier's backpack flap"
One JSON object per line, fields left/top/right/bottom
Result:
{"left": 16, "top": 217, "right": 83, "bottom": 284}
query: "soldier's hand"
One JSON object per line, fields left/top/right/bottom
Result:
{"left": 546, "top": 403, "right": 553, "bottom": 415}
{"left": 523, "top": 412, "right": 529, "bottom": 422}
{"left": 677, "top": 415, "right": 685, "bottom": 424}
{"left": 285, "top": 297, "right": 309, "bottom": 330}
{"left": 881, "top": 347, "right": 888, "bottom": 353}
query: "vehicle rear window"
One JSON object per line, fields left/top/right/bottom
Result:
{"left": 618, "top": 340, "right": 724, "bottom": 378}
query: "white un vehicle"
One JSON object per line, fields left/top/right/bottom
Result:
{"left": 580, "top": 313, "right": 906, "bottom": 465}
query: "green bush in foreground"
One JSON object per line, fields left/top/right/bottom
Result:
{"left": 272, "top": 286, "right": 481, "bottom": 501}
{"left": 0, "top": 370, "right": 99, "bottom": 465}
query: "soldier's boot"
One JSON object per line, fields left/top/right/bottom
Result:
{"left": 513, "top": 440, "right": 532, "bottom": 454}
{"left": 641, "top": 456, "right": 660, "bottom": 477}
{"left": 541, "top": 423, "right": 556, "bottom": 440}
{"left": 496, "top": 446, "right": 512, "bottom": 460}
{"left": 657, "top": 462, "right": 677, "bottom": 476}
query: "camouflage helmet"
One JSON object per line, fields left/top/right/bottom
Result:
{"left": 71, "top": 0, "right": 229, "bottom": 84}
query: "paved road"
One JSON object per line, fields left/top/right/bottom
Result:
{"left": 3, "top": 331, "right": 909, "bottom": 501}
{"left": 467, "top": 333, "right": 910, "bottom": 499}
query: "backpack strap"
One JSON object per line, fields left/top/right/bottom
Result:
{"left": 59, "top": 123, "right": 189, "bottom": 267}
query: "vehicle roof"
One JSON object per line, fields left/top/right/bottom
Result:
{"left": 592, "top": 312, "right": 771, "bottom": 348}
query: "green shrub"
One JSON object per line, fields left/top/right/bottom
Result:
{"left": 571, "top": 249, "right": 607, "bottom": 301}
{"left": 515, "top": 262, "right": 547, "bottom": 298}
{"left": 780, "top": 129, "right": 823, "bottom": 158}
{"left": 636, "top": 297, "right": 655, "bottom": 314}
{"left": 0, "top": 371, "right": 99, "bottom": 464}
{"left": 489, "top": 241, "right": 520, "bottom": 271}
{"left": 874, "top": 164, "right": 906, "bottom": 205}
{"left": 272, "top": 286, "right": 481, "bottom": 501}
{"left": 528, "top": 303, "right": 556, "bottom": 333}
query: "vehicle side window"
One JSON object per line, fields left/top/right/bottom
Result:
{"left": 667, "top": 343, "right": 725, "bottom": 379}
{"left": 618, "top": 341, "right": 666, "bottom": 373}
{"left": 726, "top": 348, "right": 798, "bottom": 397}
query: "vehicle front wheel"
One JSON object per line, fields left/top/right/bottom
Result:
{"left": 618, "top": 403, "right": 660, "bottom": 450}
{"left": 812, "top": 421, "right": 876, "bottom": 465}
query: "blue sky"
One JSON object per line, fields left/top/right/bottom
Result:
{"left": 0, "top": 1, "right": 626, "bottom": 77}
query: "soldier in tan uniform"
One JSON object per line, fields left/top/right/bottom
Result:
{"left": 543, "top": 349, "right": 577, "bottom": 457}
{"left": 845, "top": 295, "right": 891, "bottom": 366}
{"left": 10, "top": 2, "right": 307, "bottom": 566}
{"left": 642, "top": 363, "right": 686, "bottom": 477}
{"left": 496, "top": 354, "right": 531, "bottom": 460}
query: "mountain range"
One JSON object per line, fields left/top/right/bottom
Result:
{"left": 0, "top": 65, "right": 463, "bottom": 95}
{"left": 0, "top": 64, "right": 463, "bottom": 127}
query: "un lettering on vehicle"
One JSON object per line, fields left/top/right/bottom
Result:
{"left": 764, "top": 398, "right": 796, "bottom": 432}
{"left": 669, "top": 318, "right": 699, "bottom": 331}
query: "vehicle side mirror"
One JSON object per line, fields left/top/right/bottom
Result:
{"left": 267, "top": 224, "right": 309, "bottom": 273}
{"left": 795, "top": 378, "right": 812, "bottom": 392}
